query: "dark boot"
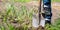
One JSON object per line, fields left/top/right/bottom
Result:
{"left": 45, "top": 19, "right": 51, "bottom": 24}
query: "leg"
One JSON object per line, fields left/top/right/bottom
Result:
{"left": 43, "top": 0, "right": 52, "bottom": 24}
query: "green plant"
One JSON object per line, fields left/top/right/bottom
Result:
{"left": 0, "top": 0, "right": 33, "bottom": 30}
{"left": 14, "top": 0, "right": 31, "bottom": 3}
{"left": 45, "top": 18, "right": 60, "bottom": 30}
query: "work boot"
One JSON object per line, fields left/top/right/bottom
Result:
{"left": 45, "top": 18, "right": 51, "bottom": 24}
{"left": 32, "top": 13, "right": 39, "bottom": 28}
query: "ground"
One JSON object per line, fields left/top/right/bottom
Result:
{"left": 0, "top": 1, "right": 60, "bottom": 30}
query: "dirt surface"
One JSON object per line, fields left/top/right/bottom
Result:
{"left": 0, "top": 1, "right": 60, "bottom": 25}
{"left": 52, "top": 2, "right": 60, "bottom": 24}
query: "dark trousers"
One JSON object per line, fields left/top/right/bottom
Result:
{"left": 42, "top": 0, "right": 52, "bottom": 24}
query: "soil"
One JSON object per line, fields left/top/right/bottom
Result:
{"left": 0, "top": 1, "right": 60, "bottom": 28}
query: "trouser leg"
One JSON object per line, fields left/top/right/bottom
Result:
{"left": 32, "top": 13, "right": 39, "bottom": 28}
{"left": 43, "top": 0, "right": 52, "bottom": 24}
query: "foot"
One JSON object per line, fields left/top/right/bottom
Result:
{"left": 40, "top": 20, "right": 45, "bottom": 27}
{"left": 45, "top": 18, "right": 51, "bottom": 24}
